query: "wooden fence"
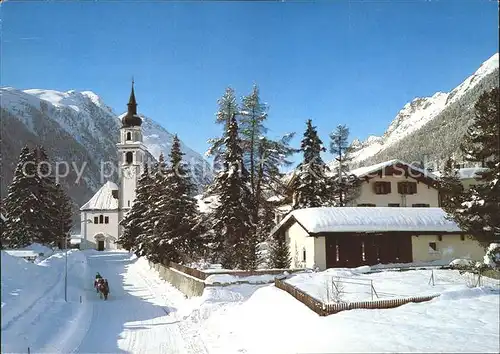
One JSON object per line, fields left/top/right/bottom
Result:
{"left": 274, "top": 278, "right": 439, "bottom": 316}
{"left": 274, "top": 277, "right": 325, "bottom": 314}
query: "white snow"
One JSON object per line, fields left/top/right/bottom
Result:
{"left": 196, "top": 280, "right": 500, "bottom": 353}
{"left": 80, "top": 181, "right": 119, "bottom": 211}
{"left": 273, "top": 207, "right": 462, "bottom": 234}
{"left": 195, "top": 194, "right": 220, "bottom": 214}
{"left": 285, "top": 267, "right": 499, "bottom": 304}
{"left": 204, "top": 273, "right": 287, "bottom": 285}
{"left": 2, "top": 249, "right": 499, "bottom": 353}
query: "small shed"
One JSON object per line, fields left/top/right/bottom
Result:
{"left": 270, "top": 207, "right": 485, "bottom": 269}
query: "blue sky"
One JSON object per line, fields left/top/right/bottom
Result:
{"left": 2, "top": 1, "right": 498, "bottom": 165}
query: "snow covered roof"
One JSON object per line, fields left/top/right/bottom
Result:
{"left": 457, "top": 167, "right": 488, "bottom": 180}
{"left": 80, "top": 181, "right": 119, "bottom": 211}
{"left": 271, "top": 207, "right": 462, "bottom": 235}
{"left": 349, "top": 159, "right": 439, "bottom": 180}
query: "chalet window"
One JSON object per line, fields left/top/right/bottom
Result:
{"left": 361, "top": 241, "right": 366, "bottom": 262}
{"left": 388, "top": 203, "right": 400, "bottom": 207}
{"left": 429, "top": 242, "right": 437, "bottom": 252}
{"left": 357, "top": 203, "right": 376, "bottom": 207}
{"left": 398, "top": 181, "right": 417, "bottom": 195}
{"left": 412, "top": 203, "right": 430, "bottom": 207}
{"left": 105, "top": 216, "right": 109, "bottom": 224}
{"left": 99, "top": 215, "right": 104, "bottom": 224}
{"left": 437, "top": 235, "right": 442, "bottom": 241}
{"left": 126, "top": 152, "right": 133, "bottom": 164}
{"left": 374, "top": 181, "right": 391, "bottom": 195}
{"left": 460, "top": 234, "right": 465, "bottom": 241}
{"left": 126, "top": 132, "right": 131, "bottom": 141}
{"left": 94, "top": 216, "right": 99, "bottom": 224}
{"left": 302, "top": 249, "right": 306, "bottom": 262}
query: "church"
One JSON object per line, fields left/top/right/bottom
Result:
{"left": 79, "top": 83, "right": 150, "bottom": 251}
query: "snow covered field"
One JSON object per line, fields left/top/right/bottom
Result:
{"left": 2, "top": 250, "right": 499, "bottom": 353}
{"left": 285, "top": 266, "right": 500, "bottom": 303}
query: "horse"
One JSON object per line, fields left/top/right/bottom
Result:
{"left": 95, "top": 278, "right": 110, "bottom": 300}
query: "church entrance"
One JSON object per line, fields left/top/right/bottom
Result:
{"left": 97, "top": 240, "right": 105, "bottom": 251}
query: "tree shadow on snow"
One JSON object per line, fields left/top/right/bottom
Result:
{"left": 75, "top": 252, "right": 181, "bottom": 354}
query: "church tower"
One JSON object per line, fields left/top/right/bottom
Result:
{"left": 116, "top": 81, "right": 147, "bottom": 212}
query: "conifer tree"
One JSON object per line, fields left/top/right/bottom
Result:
{"left": 438, "top": 157, "right": 464, "bottom": 214}
{"left": 210, "top": 114, "right": 256, "bottom": 269}
{"left": 269, "top": 232, "right": 291, "bottom": 269}
{"left": 329, "top": 125, "right": 361, "bottom": 206}
{"left": 34, "top": 146, "right": 62, "bottom": 246}
{"left": 143, "top": 154, "right": 169, "bottom": 263}
{"left": 4, "top": 146, "right": 40, "bottom": 247}
{"left": 118, "top": 163, "right": 152, "bottom": 255}
{"left": 206, "top": 87, "right": 239, "bottom": 170}
{"left": 291, "top": 119, "right": 332, "bottom": 209}
{"left": 239, "top": 86, "right": 297, "bottom": 242}
{"left": 156, "top": 135, "right": 206, "bottom": 264}
{"left": 53, "top": 183, "right": 74, "bottom": 248}
{"left": 452, "top": 87, "right": 500, "bottom": 247}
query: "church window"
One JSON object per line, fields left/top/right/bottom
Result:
{"left": 126, "top": 152, "right": 133, "bottom": 164}
{"left": 105, "top": 216, "right": 109, "bottom": 224}
{"left": 94, "top": 216, "right": 99, "bottom": 224}
{"left": 128, "top": 200, "right": 130, "bottom": 207}
{"left": 126, "top": 132, "right": 132, "bottom": 141}
{"left": 99, "top": 215, "right": 104, "bottom": 224}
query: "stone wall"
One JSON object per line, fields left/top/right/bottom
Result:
{"left": 148, "top": 261, "right": 205, "bottom": 298}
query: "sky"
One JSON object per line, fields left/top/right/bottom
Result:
{"left": 1, "top": 0, "right": 498, "bottom": 165}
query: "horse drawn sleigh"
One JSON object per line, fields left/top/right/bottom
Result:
{"left": 94, "top": 273, "right": 110, "bottom": 300}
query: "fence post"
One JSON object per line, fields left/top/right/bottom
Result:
{"left": 370, "top": 280, "right": 373, "bottom": 301}
{"left": 428, "top": 269, "right": 435, "bottom": 286}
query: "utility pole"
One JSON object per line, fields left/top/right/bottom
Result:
{"left": 63, "top": 212, "right": 68, "bottom": 302}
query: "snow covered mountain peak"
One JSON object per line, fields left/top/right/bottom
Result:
{"left": 347, "top": 53, "right": 499, "bottom": 165}
{"left": 1, "top": 86, "right": 212, "bottom": 205}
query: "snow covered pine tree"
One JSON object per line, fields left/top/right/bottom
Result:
{"left": 453, "top": 87, "right": 500, "bottom": 248}
{"left": 329, "top": 124, "right": 361, "bottom": 206}
{"left": 210, "top": 114, "right": 256, "bottom": 269}
{"left": 291, "top": 119, "right": 333, "bottom": 209}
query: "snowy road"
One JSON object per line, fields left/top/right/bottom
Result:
{"left": 73, "top": 251, "right": 207, "bottom": 354}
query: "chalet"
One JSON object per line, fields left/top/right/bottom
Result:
{"left": 276, "top": 159, "right": 442, "bottom": 223}
{"left": 270, "top": 207, "right": 485, "bottom": 270}
{"left": 347, "top": 159, "right": 440, "bottom": 207}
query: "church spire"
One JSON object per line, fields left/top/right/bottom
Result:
{"left": 127, "top": 79, "right": 137, "bottom": 115}
{"left": 121, "top": 78, "right": 142, "bottom": 127}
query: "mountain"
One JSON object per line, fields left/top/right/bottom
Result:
{"left": 0, "top": 87, "right": 213, "bottom": 211}
{"left": 343, "top": 53, "right": 499, "bottom": 170}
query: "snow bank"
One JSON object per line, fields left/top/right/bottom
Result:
{"left": 199, "top": 279, "right": 500, "bottom": 353}
{"left": 204, "top": 273, "right": 286, "bottom": 285}
{"left": 22, "top": 242, "right": 54, "bottom": 257}
{"left": 1, "top": 249, "right": 91, "bottom": 353}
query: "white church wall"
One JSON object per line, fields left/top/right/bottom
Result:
{"left": 81, "top": 210, "right": 120, "bottom": 250}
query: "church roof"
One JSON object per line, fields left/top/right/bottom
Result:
{"left": 80, "top": 181, "right": 119, "bottom": 211}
